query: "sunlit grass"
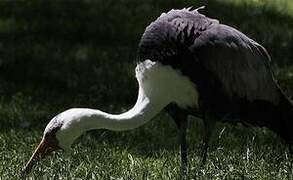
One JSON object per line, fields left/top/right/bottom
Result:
{"left": 1, "top": 73, "right": 292, "bottom": 178}
{"left": 1, "top": 116, "right": 293, "bottom": 179}
{"left": 222, "top": 0, "right": 293, "bottom": 16}
{"left": 0, "top": 96, "right": 292, "bottom": 179}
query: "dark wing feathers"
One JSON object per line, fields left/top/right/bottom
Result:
{"left": 192, "top": 24, "right": 279, "bottom": 103}
{"left": 138, "top": 8, "right": 280, "bottom": 104}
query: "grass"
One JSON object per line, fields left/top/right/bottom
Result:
{"left": 1, "top": 0, "right": 293, "bottom": 179}
{"left": 226, "top": 0, "right": 293, "bottom": 15}
{"left": 0, "top": 95, "right": 293, "bottom": 179}
{"left": 1, "top": 112, "right": 293, "bottom": 179}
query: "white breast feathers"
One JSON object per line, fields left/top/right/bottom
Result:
{"left": 135, "top": 60, "right": 199, "bottom": 109}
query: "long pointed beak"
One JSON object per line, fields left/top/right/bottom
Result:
{"left": 21, "top": 137, "right": 58, "bottom": 175}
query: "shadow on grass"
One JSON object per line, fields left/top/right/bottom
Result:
{"left": 0, "top": 0, "right": 292, "bottom": 99}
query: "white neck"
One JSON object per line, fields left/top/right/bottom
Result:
{"left": 84, "top": 84, "right": 168, "bottom": 131}
{"left": 82, "top": 60, "right": 198, "bottom": 131}
{"left": 54, "top": 60, "right": 198, "bottom": 148}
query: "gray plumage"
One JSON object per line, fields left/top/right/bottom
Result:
{"left": 139, "top": 8, "right": 279, "bottom": 104}
{"left": 138, "top": 7, "right": 293, "bottom": 144}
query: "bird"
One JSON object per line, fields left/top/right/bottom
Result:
{"left": 22, "top": 6, "right": 293, "bottom": 175}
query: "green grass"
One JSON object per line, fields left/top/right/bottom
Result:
{"left": 1, "top": 95, "right": 293, "bottom": 179}
{"left": 227, "top": 0, "right": 293, "bottom": 15}
{"left": 1, "top": 113, "right": 293, "bottom": 179}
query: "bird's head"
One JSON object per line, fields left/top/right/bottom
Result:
{"left": 21, "top": 108, "right": 95, "bottom": 175}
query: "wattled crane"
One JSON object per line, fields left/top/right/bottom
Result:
{"left": 22, "top": 7, "right": 293, "bottom": 175}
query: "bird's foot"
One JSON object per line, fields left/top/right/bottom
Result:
{"left": 180, "top": 166, "right": 188, "bottom": 180}
{"left": 200, "top": 142, "right": 208, "bottom": 167}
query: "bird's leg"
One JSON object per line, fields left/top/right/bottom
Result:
{"left": 289, "top": 144, "right": 293, "bottom": 155}
{"left": 201, "top": 112, "right": 216, "bottom": 167}
{"left": 286, "top": 144, "right": 293, "bottom": 177}
{"left": 179, "top": 116, "right": 188, "bottom": 175}
{"left": 165, "top": 104, "right": 188, "bottom": 177}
